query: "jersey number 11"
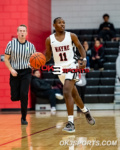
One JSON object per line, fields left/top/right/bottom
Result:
{"left": 59, "top": 52, "right": 67, "bottom": 61}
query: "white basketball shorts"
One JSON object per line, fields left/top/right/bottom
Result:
{"left": 58, "top": 62, "right": 79, "bottom": 84}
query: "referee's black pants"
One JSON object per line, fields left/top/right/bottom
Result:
{"left": 10, "top": 68, "right": 32, "bottom": 120}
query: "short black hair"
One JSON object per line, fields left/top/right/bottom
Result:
{"left": 53, "top": 17, "right": 62, "bottom": 24}
{"left": 103, "top": 14, "right": 109, "bottom": 19}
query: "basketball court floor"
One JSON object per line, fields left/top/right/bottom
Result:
{"left": 0, "top": 110, "right": 120, "bottom": 150}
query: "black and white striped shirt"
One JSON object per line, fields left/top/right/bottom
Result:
{"left": 5, "top": 38, "right": 36, "bottom": 70}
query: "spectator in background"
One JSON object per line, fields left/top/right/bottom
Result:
{"left": 52, "top": 80, "right": 63, "bottom": 100}
{"left": 98, "top": 14, "right": 116, "bottom": 42}
{"left": 31, "top": 70, "right": 63, "bottom": 112}
{"left": 83, "top": 40, "right": 92, "bottom": 68}
{"left": 90, "top": 39, "right": 104, "bottom": 71}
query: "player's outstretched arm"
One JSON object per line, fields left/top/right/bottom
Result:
{"left": 45, "top": 37, "right": 52, "bottom": 62}
{"left": 71, "top": 33, "right": 87, "bottom": 69}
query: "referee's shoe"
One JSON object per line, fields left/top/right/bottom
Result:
{"left": 21, "top": 118, "right": 28, "bottom": 125}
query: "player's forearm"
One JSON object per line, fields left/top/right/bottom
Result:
{"left": 77, "top": 45, "right": 86, "bottom": 58}
{"left": 4, "top": 57, "right": 12, "bottom": 72}
{"left": 45, "top": 52, "right": 51, "bottom": 62}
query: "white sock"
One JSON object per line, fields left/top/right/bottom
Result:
{"left": 68, "top": 115, "right": 74, "bottom": 123}
{"left": 81, "top": 106, "right": 88, "bottom": 113}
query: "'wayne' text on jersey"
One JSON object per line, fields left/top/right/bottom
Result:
{"left": 55, "top": 45, "right": 69, "bottom": 52}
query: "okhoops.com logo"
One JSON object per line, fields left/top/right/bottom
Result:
{"left": 40, "top": 65, "right": 89, "bottom": 75}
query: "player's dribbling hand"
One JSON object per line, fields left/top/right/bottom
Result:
{"left": 10, "top": 68, "right": 18, "bottom": 77}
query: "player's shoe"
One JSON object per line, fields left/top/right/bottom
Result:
{"left": 21, "top": 118, "right": 28, "bottom": 125}
{"left": 84, "top": 109, "right": 95, "bottom": 125}
{"left": 62, "top": 121, "right": 75, "bottom": 133}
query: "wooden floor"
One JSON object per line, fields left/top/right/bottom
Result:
{"left": 0, "top": 110, "right": 120, "bottom": 150}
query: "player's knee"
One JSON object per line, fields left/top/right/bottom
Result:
{"left": 63, "top": 89, "right": 71, "bottom": 98}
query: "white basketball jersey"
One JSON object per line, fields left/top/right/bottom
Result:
{"left": 50, "top": 32, "right": 76, "bottom": 67}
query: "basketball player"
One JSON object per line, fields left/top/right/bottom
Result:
{"left": 45, "top": 17, "right": 95, "bottom": 133}
{"left": 4, "top": 25, "right": 36, "bottom": 125}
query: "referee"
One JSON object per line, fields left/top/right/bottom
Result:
{"left": 4, "top": 24, "right": 36, "bottom": 125}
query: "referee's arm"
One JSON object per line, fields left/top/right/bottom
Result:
{"left": 4, "top": 42, "right": 18, "bottom": 77}
{"left": 4, "top": 54, "right": 18, "bottom": 77}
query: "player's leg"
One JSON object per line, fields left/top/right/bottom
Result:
{"left": 72, "top": 85, "right": 84, "bottom": 109}
{"left": 76, "top": 85, "right": 85, "bottom": 112}
{"left": 62, "top": 79, "right": 76, "bottom": 133}
{"left": 58, "top": 66, "right": 79, "bottom": 132}
{"left": 20, "top": 69, "right": 32, "bottom": 125}
{"left": 72, "top": 85, "right": 95, "bottom": 125}
{"left": 80, "top": 86, "right": 86, "bottom": 103}
{"left": 63, "top": 79, "right": 75, "bottom": 115}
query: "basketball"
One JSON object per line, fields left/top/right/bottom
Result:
{"left": 29, "top": 52, "right": 46, "bottom": 69}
